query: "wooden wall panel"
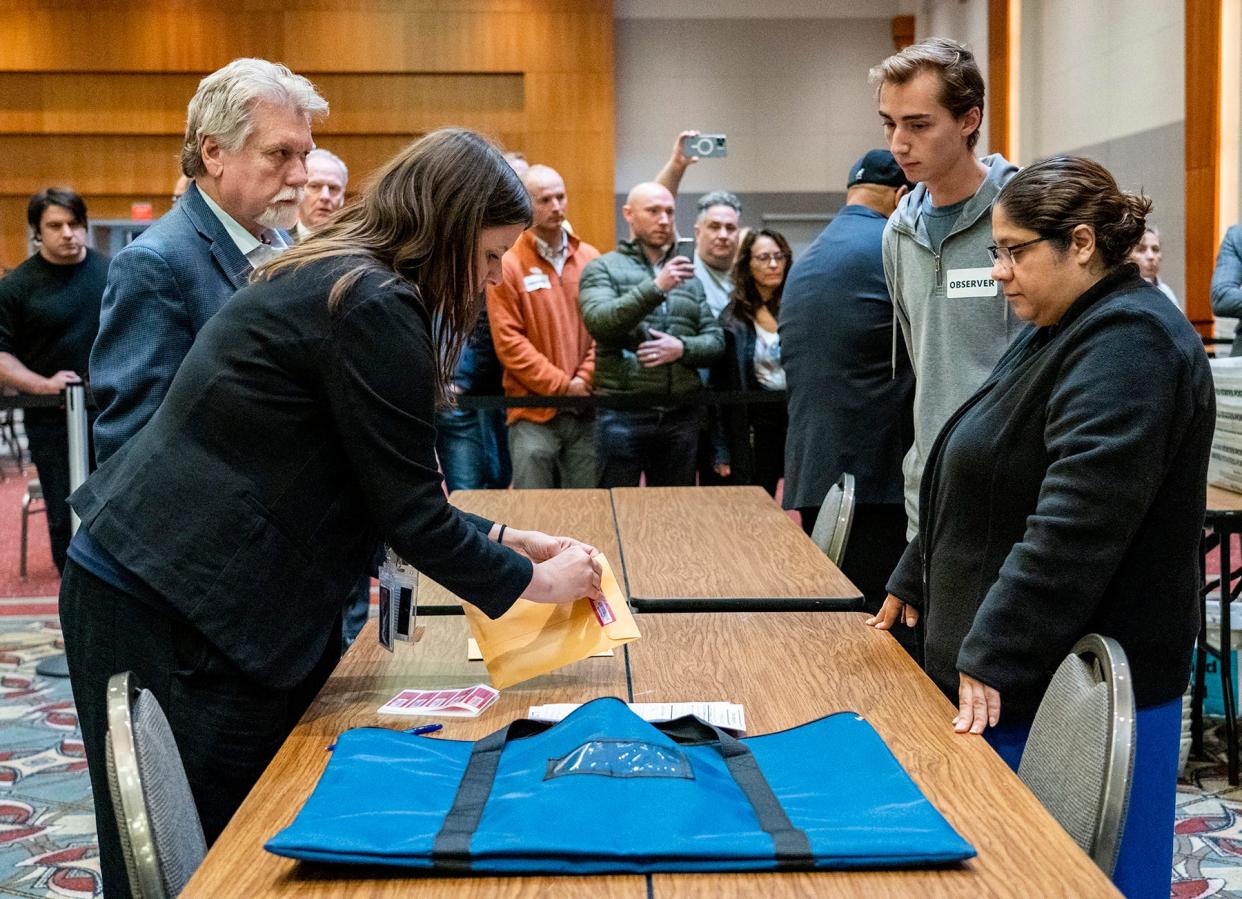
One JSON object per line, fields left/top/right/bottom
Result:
{"left": 0, "top": 7, "right": 282, "bottom": 72}
{"left": 0, "top": 2, "right": 611, "bottom": 73}
{"left": 1185, "top": 0, "right": 1220, "bottom": 336}
{"left": 0, "top": 0, "right": 616, "bottom": 269}
{"left": 0, "top": 73, "right": 525, "bottom": 135}
{"left": 986, "top": 0, "right": 1010, "bottom": 160}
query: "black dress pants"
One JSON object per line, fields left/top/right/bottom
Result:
{"left": 24, "top": 409, "right": 97, "bottom": 575}
{"left": 746, "top": 403, "right": 787, "bottom": 498}
{"left": 59, "top": 560, "right": 341, "bottom": 899}
{"left": 23, "top": 414, "right": 72, "bottom": 574}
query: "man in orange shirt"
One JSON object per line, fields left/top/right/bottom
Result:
{"left": 488, "top": 165, "right": 599, "bottom": 487}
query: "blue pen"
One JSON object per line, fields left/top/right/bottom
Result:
{"left": 327, "top": 722, "right": 443, "bottom": 751}
{"left": 405, "top": 723, "right": 443, "bottom": 736}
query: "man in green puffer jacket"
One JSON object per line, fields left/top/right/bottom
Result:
{"left": 579, "top": 181, "right": 724, "bottom": 487}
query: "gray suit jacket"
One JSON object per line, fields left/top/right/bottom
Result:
{"left": 90, "top": 182, "right": 252, "bottom": 463}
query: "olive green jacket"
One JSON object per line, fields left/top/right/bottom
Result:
{"left": 578, "top": 239, "right": 724, "bottom": 396}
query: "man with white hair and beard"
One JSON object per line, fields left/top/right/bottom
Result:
{"left": 90, "top": 57, "right": 325, "bottom": 463}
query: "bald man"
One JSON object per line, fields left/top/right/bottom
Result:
{"left": 487, "top": 165, "right": 600, "bottom": 487}
{"left": 578, "top": 181, "right": 723, "bottom": 487}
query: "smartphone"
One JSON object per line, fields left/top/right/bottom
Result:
{"left": 681, "top": 133, "right": 728, "bottom": 159}
{"left": 674, "top": 237, "right": 696, "bottom": 262}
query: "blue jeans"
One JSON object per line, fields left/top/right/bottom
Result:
{"left": 435, "top": 407, "right": 511, "bottom": 491}
{"left": 594, "top": 406, "right": 701, "bottom": 488}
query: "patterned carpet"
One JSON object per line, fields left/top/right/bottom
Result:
{"left": 1178, "top": 731, "right": 1242, "bottom": 898}
{"left": 0, "top": 613, "right": 1227, "bottom": 897}
{"left": 0, "top": 616, "right": 95, "bottom": 899}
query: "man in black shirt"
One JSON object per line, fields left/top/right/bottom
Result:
{"left": 0, "top": 188, "right": 105, "bottom": 573}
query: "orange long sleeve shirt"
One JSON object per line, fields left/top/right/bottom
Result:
{"left": 486, "top": 229, "right": 599, "bottom": 426}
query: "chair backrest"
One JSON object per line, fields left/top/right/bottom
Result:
{"left": 810, "top": 473, "right": 855, "bottom": 566}
{"left": 1017, "top": 634, "right": 1135, "bottom": 876}
{"left": 104, "top": 671, "right": 207, "bottom": 899}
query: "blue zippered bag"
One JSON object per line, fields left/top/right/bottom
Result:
{"left": 265, "top": 697, "right": 975, "bottom": 874}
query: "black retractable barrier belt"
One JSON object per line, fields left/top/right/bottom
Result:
{"left": 0, "top": 395, "right": 69, "bottom": 410}
{"left": 455, "top": 390, "right": 786, "bottom": 411}
{"left": 432, "top": 713, "right": 812, "bottom": 871}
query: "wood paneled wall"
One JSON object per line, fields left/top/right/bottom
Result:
{"left": 986, "top": 0, "right": 1010, "bottom": 161}
{"left": 0, "top": 0, "right": 615, "bottom": 269}
{"left": 1185, "top": 0, "right": 1220, "bottom": 337}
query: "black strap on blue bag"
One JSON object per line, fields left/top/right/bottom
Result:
{"left": 431, "top": 712, "right": 812, "bottom": 871}
{"left": 432, "top": 717, "right": 549, "bottom": 870}
{"left": 658, "top": 714, "right": 812, "bottom": 868}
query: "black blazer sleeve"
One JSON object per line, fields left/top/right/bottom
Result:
{"left": 323, "top": 280, "right": 532, "bottom": 617}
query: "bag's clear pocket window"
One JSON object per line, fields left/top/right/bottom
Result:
{"left": 545, "top": 740, "right": 694, "bottom": 780}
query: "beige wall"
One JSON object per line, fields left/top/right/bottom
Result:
{"left": 613, "top": 16, "right": 896, "bottom": 195}
{"left": 1019, "top": 0, "right": 1183, "bottom": 157}
{"left": 1018, "top": 0, "right": 1186, "bottom": 299}
{"left": 915, "top": 0, "right": 993, "bottom": 155}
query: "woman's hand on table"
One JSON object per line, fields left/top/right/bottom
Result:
{"left": 954, "top": 673, "right": 1001, "bottom": 735}
{"left": 865, "top": 593, "right": 919, "bottom": 630}
{"left": 525, "top": 545, "right": 605, "bottom": 604}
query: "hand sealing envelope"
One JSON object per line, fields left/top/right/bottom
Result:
{"left": 461, "top": 554, "right": 639, "bottom": 689}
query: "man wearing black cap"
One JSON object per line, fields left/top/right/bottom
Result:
{"left": 779, "top": 150, "right": 916, "bottom": 648}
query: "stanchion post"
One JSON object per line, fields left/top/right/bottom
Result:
{"left": 64, "top": 383, "right": 88, "bottom": 534}
{"left": 37, "top": 384, "right": 87, "bottom": 678}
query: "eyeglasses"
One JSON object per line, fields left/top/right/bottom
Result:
{"left": 753, "top": 252, "right": 787, "bottom": 265}
{"left": 987, "top": 236, "right": 1047, "bottom": 266}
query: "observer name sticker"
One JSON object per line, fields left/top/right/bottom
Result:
{"left": 947, "top": 267, "right": 998, "bottom": 298}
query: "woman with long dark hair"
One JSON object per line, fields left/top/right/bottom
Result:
{"left": 868, "top": 156, "right": 1214, "bottom": 898}
{"left": 59, "top": 129, "right": 603, "bottom": 898}
{"left": 710, "top": 228, "right": 793, "bottom": 496}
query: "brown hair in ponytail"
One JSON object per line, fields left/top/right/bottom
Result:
{"left": 995, "top": 155, "right": 1151, "bottom": 267}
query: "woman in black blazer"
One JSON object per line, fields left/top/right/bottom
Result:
{"left": 868, "top": 156, "right": 1213, "bottom": 899}
{"left": 59, "top": 129, "right": 604, "bottom": 899}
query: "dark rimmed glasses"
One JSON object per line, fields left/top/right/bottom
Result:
{"left": 987, "top": 236, "right": 1047, "bottom": 267}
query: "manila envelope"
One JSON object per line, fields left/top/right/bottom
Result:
{"left": 461, "top": 555, "right": 639, "bottom": 689}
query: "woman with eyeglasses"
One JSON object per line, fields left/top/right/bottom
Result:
{"left": 867, "top": 156, "right": 1212, "bottom": 898}
{"left": 709, "top": 228, "right": 793, "bottom": 496}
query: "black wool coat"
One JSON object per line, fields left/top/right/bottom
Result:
{"left": 888, "top": 265, "right": 1214, "bottom": 717}
{"left": 72, "top": 258, "right": 533, "bottom": 690}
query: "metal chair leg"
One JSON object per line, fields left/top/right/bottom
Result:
{"left": 19, "top": 490, "right": 29, "bottom": 580}
{"left": 1223, "top": 531, "right": 1240, "bottom": 786}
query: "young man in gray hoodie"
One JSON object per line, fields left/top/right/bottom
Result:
{"left": 872, "top": 38, "right": 1024, "bottom": 544}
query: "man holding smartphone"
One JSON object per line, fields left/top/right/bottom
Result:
{"left": 655, "top": 133, "right": 741, "bottom": 320}
{"left": 578, "top": 181, "right": 724, "bottom": 487}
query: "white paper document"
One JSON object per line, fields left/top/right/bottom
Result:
{"left": 528, "top": 701, "right": 746, "bottom": 733}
